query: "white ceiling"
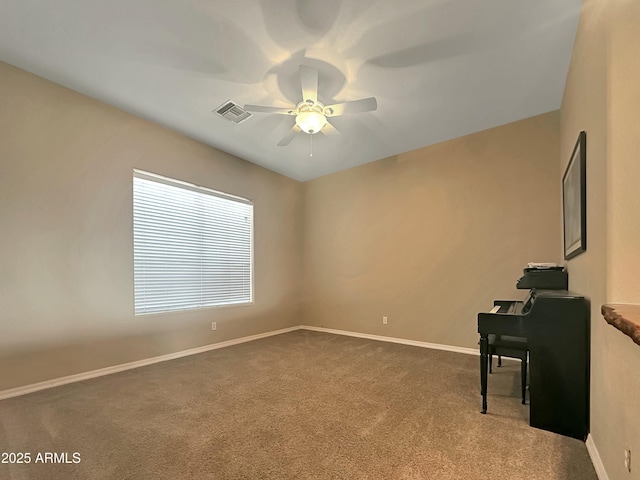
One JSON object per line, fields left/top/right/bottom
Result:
{"left": 0, "top": 0, "right": 581, "bottom": 181}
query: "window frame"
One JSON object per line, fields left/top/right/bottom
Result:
{"left": 133, "top": 169, "right": 254, "bottom": 316}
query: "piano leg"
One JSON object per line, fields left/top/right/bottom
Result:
{"left": 521, "top": 353, "right": 528, "bottom": 405}
{"left": 480, "top": 334, "right": 488, "bottom": 414}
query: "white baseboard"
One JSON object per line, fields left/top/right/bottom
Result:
{"left": 0, "top": 325, "right": 478, "bottom": 401}
{"left": 299, "top": 325, "right": 479, "bottom": 356}
{"left": 0, "top": 326, "right": 300, "bottom": 401}
{"left": 586, "top": 434, "right": 610, "bottom": 480}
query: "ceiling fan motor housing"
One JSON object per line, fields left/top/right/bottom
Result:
{"left": 243, "top": 65, "right": 377, "bottom": 146}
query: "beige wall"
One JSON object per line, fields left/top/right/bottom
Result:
{"left": 0, "top": 60, "right": 563, "bottom": 391}
{"left": 0, "top": 61, "right": 303, "bottom": 391}
{"left": 561, "top": 0, "right": 640, "bottom": 478}
{"left": 301, "top": 112, "right": 561, "bottom": 348}
{"left": 607, "top": 0, "right": 640, "bottom": 302}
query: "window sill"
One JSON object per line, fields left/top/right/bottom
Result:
{"left": 601, "top": 304, "right": 640, "bottom": 347}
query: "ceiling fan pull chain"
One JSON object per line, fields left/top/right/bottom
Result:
{"left": 309, "top": 134, "right": 313, "bottom": 157}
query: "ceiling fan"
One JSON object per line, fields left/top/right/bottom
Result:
{"left": 245, "top": 65, "right": 377, "bottom": 147}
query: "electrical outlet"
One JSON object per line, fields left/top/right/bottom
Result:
{"left": 383, "top": 316, "right": 388, "bottom": 325}
{"left": 211, "top": 322, "right": 217, "bottom": 331}
{"left": 625, "top": 448, "right": 631, "bottom": 473}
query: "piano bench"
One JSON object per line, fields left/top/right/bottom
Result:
{"left": 488, "top": 334, "right": 528, "bottom": 405}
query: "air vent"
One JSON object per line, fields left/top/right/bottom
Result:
{"left": 214, "top": 101, "right": 252, "bottom": 124}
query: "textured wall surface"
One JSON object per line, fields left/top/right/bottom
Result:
{"left": 560, "top": 0, "right": 640, "bottom": 478}
{"left": 0, "top": 61, "right": 303, "bottom": 390}
{"left": 301, "top": 112, "right": 561, "bottom": 349}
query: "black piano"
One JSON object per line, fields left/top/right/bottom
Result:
{"left": 478, "top": 268, "right": 590, "bottom": 440}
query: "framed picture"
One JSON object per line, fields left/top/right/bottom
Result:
{"left": 563, "top": 131, "right": 587, "bottom": 260}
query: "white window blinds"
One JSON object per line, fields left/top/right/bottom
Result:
{"left": 133, "top": 170, "right": 253, "bottom": 315}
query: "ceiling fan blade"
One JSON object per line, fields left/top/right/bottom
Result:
{"left": 321, "top": 121, "right": 340, "bottom": 136}
{"left": 277, "top": 125, "right": 302, "bottom": 146}
{"left": 299, "top": 65, "right": 318, "bottom": 104}
{"left": 244, "top": 104, "right": 296, "bottom": 115}
{"left": 324, "top": 97, "right": 378, "bottom": 116}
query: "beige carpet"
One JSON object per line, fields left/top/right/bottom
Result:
{"left": 0, "top": 330, "right": 597, "bottom": 479}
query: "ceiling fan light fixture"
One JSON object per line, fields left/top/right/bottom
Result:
{"left": 296, "top": 110, "right": 326, "bottom": 134}
{"left": 244, "top": 66, "right": 377, "bottom": 146}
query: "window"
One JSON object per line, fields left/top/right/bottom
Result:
{"left": 133, "top": 170, "right": 253, "bottom": 315}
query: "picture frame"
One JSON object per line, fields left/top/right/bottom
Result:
{"left": 562, "top": 131, "right": 587, "bottom": 260}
